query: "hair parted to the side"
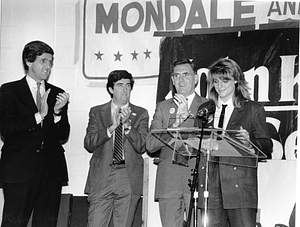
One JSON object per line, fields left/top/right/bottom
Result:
{"left": 207, "top": 58, "right": 251, "bottom": 108}
{"left": 172, "top": 58, "right": 197, "bottom": 75}
{"left": 22, "top": 40, "right": 54, "bottom": 73}
{"left": 106, "top": 70, "right": 135, "bottom": 98}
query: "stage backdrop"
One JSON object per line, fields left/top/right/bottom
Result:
{"left": 81, "top": 1, "right": 298, "bottom": 226}
{"left": 157, "top": 27, "right": 298, "bottom": 160}
{"left": 83, "top": 0, "right": 299, "bottom": 159}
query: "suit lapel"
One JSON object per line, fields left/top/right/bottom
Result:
{"left": 168, "top": 101, "right": 177, "bottom": 127}
{"left": 189, "top": 94, "right": 202, "bottom": 116}
{"left": 226, "top": 106, "right": 246, "bottom": 130}
{"left": 128, "top": 103, "right": 140, "bottom": 126}
{"left": 101, "top": 101, "right": 113, "bottom": 128}
{"left": 19, "top": 77, "right": 38, "bottom": 112}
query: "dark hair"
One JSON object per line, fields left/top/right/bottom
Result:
{"left": 173, "top": 58, "right": 197, "bottom": 74}
{"left": 208, "top": 58, "right": 251, "bottom": 108}
{"left": 106, "top": 70, "right": 135, "bottom": 98}
{"left": 22, "top": 40, "right": 54, "bottom": 72}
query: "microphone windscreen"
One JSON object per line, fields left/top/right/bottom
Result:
{"left": 197, "top": 99, "right": 216, "bottom": 118}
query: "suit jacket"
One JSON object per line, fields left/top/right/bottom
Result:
{"left": 0, "top": 77, "right": 70, "bottom": 184}
{"left": 197, "top": 100, "right": 273, "bottom": 209}
{"left": 146, "top": 93, "right": 208, "bottom": 199}
{"left": 84, "top": 101, "right": 149, "bottom": 196}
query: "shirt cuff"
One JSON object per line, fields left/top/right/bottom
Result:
{"left": 35, "top": 112, "right": 43, "bottom": 124}
{"left": 53, "top": 115, "right": 61, "bottom": 123}
{"left": 107, "top": 127, "right": 112, "bottom": 138}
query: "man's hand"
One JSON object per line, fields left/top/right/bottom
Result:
{"left": 173, "top": 93, "right": 189, "bottom": 127}
{"left": 40, "top": 89, "right": 51, "bottom": 118}
{"left": 120, "top": 107, "right": 132, "bottom": 129}
{"left": 109, "top": 107, "right": 132, "bottom": 134}
{"left": 54, "top": 92, "right": 70, "bottom": 114}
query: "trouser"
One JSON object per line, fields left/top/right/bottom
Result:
{"left": 1, "top": 174, "right": 62, "bottom": 227}
{"left": 87, "top": 166, "right": 140, "bottom": 227}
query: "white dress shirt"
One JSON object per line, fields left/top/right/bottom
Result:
{"left": 26, "top": 75, "right": 45, "bottom": 124}
{"left": 26, "top": 75, "right": 61, "bottom": 124}
{"left": 213, "top": 97, "right": 234, "bottom": 129}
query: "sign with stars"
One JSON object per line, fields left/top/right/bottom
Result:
{"left": 83, "top": 0, "right": 300, "bottom": 80}
{"left": 83, "top": 0, "right": 161, "bottom": 80}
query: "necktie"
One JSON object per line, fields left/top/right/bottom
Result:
{"left": 218, "top": 104, "right": 227, "bottom": 128}
{"left": 113, "top": 117, "right": 124, "bottom": 162}
{"left": 36, "top": 82, "right": 42, "bottom": 111}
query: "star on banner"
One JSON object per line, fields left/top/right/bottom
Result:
{"left": 144, "top": 49, "right": 151, "bottom": 59}
{"left": 114, "top": 51, "right": 123, "bottom": 61}
{"left": 131, "top": 50, "right": 138, "bottom": 60}
{"left": 95, "top": 51, "right": 104, "bottom": 60}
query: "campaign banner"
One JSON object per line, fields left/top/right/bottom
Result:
{"left": 83, "top": 0, "right": 298, "bottom": 159}
{"left": 157, "top": 27, "right": 298, "bottom": 160}
{"left": 83, "top": 0, "right": 300, "bottom": 79}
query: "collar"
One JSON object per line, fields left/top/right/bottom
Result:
{"left": 217, "top": 97, "right": 233, "bottom": 109}
{"left": 26, "top": 75, "right": 45, "bottom": 88}
{"left": 111, "top": 100, "right": 129, "bottom": 113}
{"left": 186, "top": 92, "right": 196, "bottom": 108}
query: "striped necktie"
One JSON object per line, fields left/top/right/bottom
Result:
{"left": 113, "top": 117, "right": 124, "bottom": 162}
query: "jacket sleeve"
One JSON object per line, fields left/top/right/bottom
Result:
{"left": 53, "top": 102, "right": 70, "bottom": 142}
{"left": 125, "top": 109, "right": 149, "bottom": 154}
{"left": 250, "top": 104, "right": 273, "bottom": 159}
{"left": 84, "top": 108, "right": 111, "bottom": 153}
{"left": 146, "top": 102, "right": 174, "bottom": 153}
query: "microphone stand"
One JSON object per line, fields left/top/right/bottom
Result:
{"left": 185, "top": 116, "right": 208, "bottom": 227}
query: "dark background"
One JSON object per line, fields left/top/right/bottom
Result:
{"left": 156, "top": 27, "right": 299, "bottom": 159}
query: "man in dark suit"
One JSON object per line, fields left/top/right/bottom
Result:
{"left": 196, "top": 58, "right": 273, "bottom": 227}
{"left": 84, "top": 70, "right": 149, "bottom": 227}
{"left": 0, "top": 40, "right": 70, "bottom": 227}
{"left": 146, "top": 58, "right": 208, "bottom": 227}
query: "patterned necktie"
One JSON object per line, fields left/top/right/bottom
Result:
{"left": 218, "top": 104, "right": 227, "bottom": 128}
{"left": 113, "top": 117, "right": 123, "bottom": 162}
{"left": 36, "top": 82, "right": 42, "bottom": 111}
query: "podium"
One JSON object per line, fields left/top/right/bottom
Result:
{"left": 150, "top": 127, "right": 267, "bottom": 167}
{"left": 150, "top": 127, "right": 267, "bottom": 227}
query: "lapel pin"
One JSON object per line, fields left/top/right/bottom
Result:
{"left": 169, "top": 108, "right": 175, "bottom": 114}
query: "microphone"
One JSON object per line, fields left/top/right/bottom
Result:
{"left": 196, "top": 99, "right": 216, "bottom": 118}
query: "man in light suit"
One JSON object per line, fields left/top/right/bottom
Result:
{"left": 196, "top": 58, "right": 273, "bottom": 227}
{"left": 146, "top": 58, "right": 208, "bottom": 227}
{"left": 84, "top": 70, "right": 149, "bottom": 227}
{"left": 0, "top": 40, "right": 70, "bottom": 227}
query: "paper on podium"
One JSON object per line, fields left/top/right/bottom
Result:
{"left": 150, "top": 127, "right": 265, "bottom": 167}
{"left": 184, "top": 138, "right": 242, "bottom": 157}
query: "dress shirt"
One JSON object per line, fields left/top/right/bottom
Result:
{"left": 107, "top": 101, "right": 130, "bottom": 160}
{"left": 213, "top": 97, "right": 234, "bottom": 129}
{"left": 26, "top": 75, "right": 45, "bottom": 124}
{"left": 107, "top": 101, "right": 130, "bottom": 139}
{"left": 26, "top": 75, "right": 61, "bottom": 124}
{"left": 186, "top": 92, "right": 195, "bottom": 110}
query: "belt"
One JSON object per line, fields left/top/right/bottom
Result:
{"left": 110, "top": 160, "right": 125, "bottom": 166}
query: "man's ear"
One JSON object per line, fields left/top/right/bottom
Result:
{"left": 26, "top": 60, "right": 32, "bottom": 68}
{"left": 108, "top": 87, "right": 113, "bottom": 94}
{"left": 194, "top": 74, "right": 199, "bottom": 85}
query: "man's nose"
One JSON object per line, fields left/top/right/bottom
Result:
{"left": 179, "top": 76, "right": 186, "bottom": 84}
